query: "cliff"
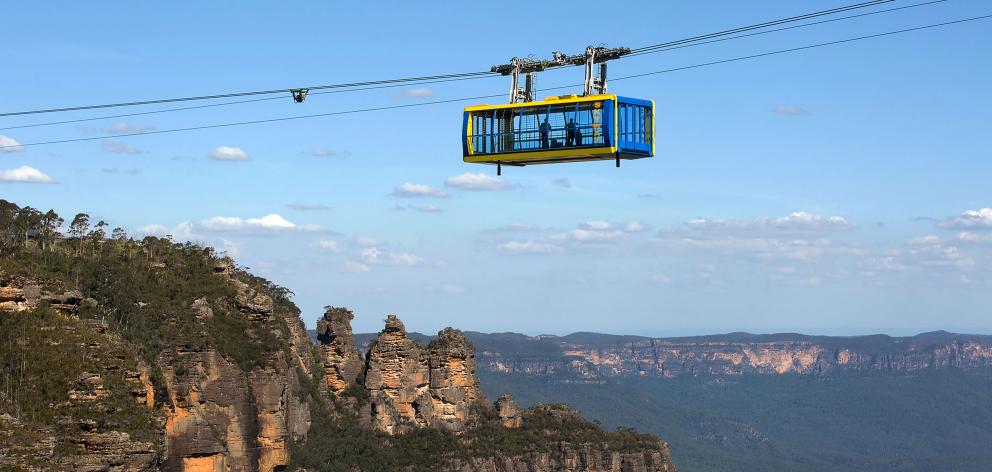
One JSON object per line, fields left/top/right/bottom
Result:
{"left": 484, "top": 331, "right": 992, "bottom": 380}
{"left": 302, "top": 311, "right": 677, "bottom": 471}
{"left": 0, "top": 199, "right": 676, "bottom": 472}
{"left": 0, "top": 256, "right": 315, "bottom": 471}
{"left": 348, "top": 331, "right": 992, "bottom": 382}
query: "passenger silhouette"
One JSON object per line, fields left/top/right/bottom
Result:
{"left": 565, "top": 118, "right": 576, "bottom": 146}
{"left": 539, "top": 117, "right": 551, "bottom": 148}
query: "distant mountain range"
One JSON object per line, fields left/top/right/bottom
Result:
{"left": 317, "top": 329, "right": 992, "bottom": 379}
{"left": 304, "top": 328, "right": 992, "bottom": 471}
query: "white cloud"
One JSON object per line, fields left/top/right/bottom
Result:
{"left": 624, "top": 221, "right": 649, "bottom": 232}
{"left": 497, "top": 240, "right": 564, "bottom": 254}
{"left": 360, "top": 247, "right": 423, "bottom": 266}
{"left": 135, "top": 221, "right": 198, "bottom": 241}
{"left": 957, "top": 231, "right": 992, "bottom": 243}
{"left": 909, "top": 235, "right": 941, "bottom": 245}
{"left": 445, "top": 172, "right": 510, "bottom": 191}
{"left": 101, "top": 140, "right": 144, "bottom": 155}
{"left": 683, "top": 212, "right": 855, "bottom": 235}
{"left": 774, "top": 106, "right": 809, "bottom": 116}
{"left": 135, "top": 224, "right": 168, "bottom": 235}
{"left": 551, "top": 221, "right": 628, "bottom": 245}
{"left": 580, "top": 220, "right": 613, "bottom": 231}
{"left": 553, "top": 227, "right": 627, "bottom": 244}
{"left": 552, "top": 178, "right": 571, "bottom": 189}
{"left": 0, "top": 135, "right": 23, "bottom": 152}
{"left": 938, "top": 208, "right": 992, "bottom": 230}
{"left": 198, "top": 213, "right": 319, "bottom": 232}
{"left": 344, "top": 261, "right": 370, "bottom": 273}
{"left": 353, "top": 235, "right": 382, "bottom": 247}
{"left": 416, "top": 204, "right": 443, "bottom": 213}
{"left": 245, "top": 214, "right": 295, "bottom": 229}
{"left": 400, "top": 88, "right": 433, "bottom": 98}
{"left": 653, "top": 236, "right": 862, "bottom": 262}
{"left": 0, "top": 165, "right": 56, "bottom": 184}
{"left": 391, "top": 183, "right": 449, "bottom": 198}
{"left": 210, "top": 146, "right": 250, "bottom": 161}
{"left": 286, "top": 202, "right": 329, "bottom": 211}
{"left": 315, "top": 239, "right": 340, "bottom": 252}
{"left": 105, "top": 122, "right": 156, "bottom": 134}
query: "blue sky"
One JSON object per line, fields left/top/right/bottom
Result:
{"left": 2, "top": 1, "right": 990, "bottom": 335}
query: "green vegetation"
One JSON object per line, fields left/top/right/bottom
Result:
{"left": 290, "top": 399, "right": 465, "bottom": 472}
{"left": 0, "top": 307, "right": 161, "bottom": 445}
{"left": 480, "top": 369, "right": 992, "bottom": 472}
{"left": 290, "top": 385, "right": 662, "bottom": 472}
{"left": 0, "top": 199, "right": 291, "bottom": 372}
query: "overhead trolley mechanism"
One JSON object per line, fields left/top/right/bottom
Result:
{"left": 463, "top": 46, "right": 654, "bottom": 173}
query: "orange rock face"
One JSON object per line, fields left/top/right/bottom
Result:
{"left": 316, "top": 306, "right": 364, "bottom": 394}
{"left": 364, "top": 315, "right": 432, "bottom": 434}
{"left": 182, "top": 454, "right": 227, "bottom": 472}
{"left": 427, "top": 328, "right": 487, "bottom": 432}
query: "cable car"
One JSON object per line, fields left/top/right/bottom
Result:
{"left": 462, "top": 93, "right": 654, "bottom": 168}
{"left": 463, "top": 46, "right": 654, "bottom": 172}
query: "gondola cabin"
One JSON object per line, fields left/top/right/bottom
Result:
{"left": 462, "top": 94, "right": 654, "bottom": 167}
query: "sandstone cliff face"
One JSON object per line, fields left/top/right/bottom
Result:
{"left": 495, "top": 394, "right": 522, "bottom": 429}
{"left": 0, "top": 263, "right": 314, "bottom": 472}
{"left": 427, "top": 327, "right": 487, "bottom": 432}
{"left": 0, "top": 275, "right": 88, "bottom": 315}
{"left": 348, "top": 315, "right": 491, "bottom": 434}
{"left": 470, "top": 333, "right": 992, "bottom": 380}
{"left": 159, "top": 263, "right": 313, "bottom": 472}
{"left": 450, "top": 447, "right": 676, "bottom": 472}
{"left": 448, "top": 405, "right": 677, "bottom": 472}
{"left": 0, "top": 276, "right": 161, "bottom": 471}
{"left": 315, "top": 306, "right": 363, "bottom": 394}
{"left": 363, "top": 314, "right": 433, "bottom": 434}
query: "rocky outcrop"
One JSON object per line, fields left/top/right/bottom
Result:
{"left": 321, "top": 313, "right": 678, "bottom": 471}
{"left": 316, "top": 306, "right": 363, "bottom": 393}
{"left": 450, "top": 446, "right": 676, "bottom": 472}
{"left": 427, "top": 328, "right": 487, "bottom": 431}
{"left": 0, "top": 280, "right": 163, "bottom": 471}
{"left": 159, "top": 268, "right": 312, "bottom": 472}
{"left": 450, "top": 405, "right": 676, "bottom": 472}
{"left": 363, "top": 315, "right": 433, "bottom": 434}
{"left": 0, "top": 275, "right": 86, "bottom": 314}
{"left": 214, "top": 261, "right": 273, "bottom": 319}
{"left": 351, "top": 315, "right": 491, "bottom": 434}
{"left": 159, "top": 350, "right": 311, "bottom": 472}
{"left": 496, "top": 394, "right": 522, "bottom": 429}
{"left": 0, "top": 264, "right": 313, "bottom": 471}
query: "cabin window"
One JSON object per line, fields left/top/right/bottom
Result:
{"left": 468, "top": 101, "right": 607, "bottom": 155}
{"left": 617, "top": 101, "right": 652, "bottom": 154}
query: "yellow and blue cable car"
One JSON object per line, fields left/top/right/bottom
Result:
{"left": 462, "top": 93, "right": 654, "bottom": 168}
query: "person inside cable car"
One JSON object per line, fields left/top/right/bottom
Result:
{"left": 566, "top": 118, "right": 576, "bottom": 146}
{"left": 539, "top": 117, "right": 551, "bottom": 149}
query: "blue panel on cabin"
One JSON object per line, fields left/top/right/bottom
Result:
{"left": 616, "top": 97, "right": 654, "bottom": 156}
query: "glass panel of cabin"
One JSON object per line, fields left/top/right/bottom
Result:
{"left": 468, "top": 100, "right": 607, "bottom": 155}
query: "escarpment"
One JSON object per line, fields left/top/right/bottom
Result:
{"left": 1, "top": 199, "right": 676, "bottom": 472}
{"left": 468, "top": 332, "right": 992, "bottom": 380}
{"left": 311, "top": 312, "right": 677, "bottom": 471}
